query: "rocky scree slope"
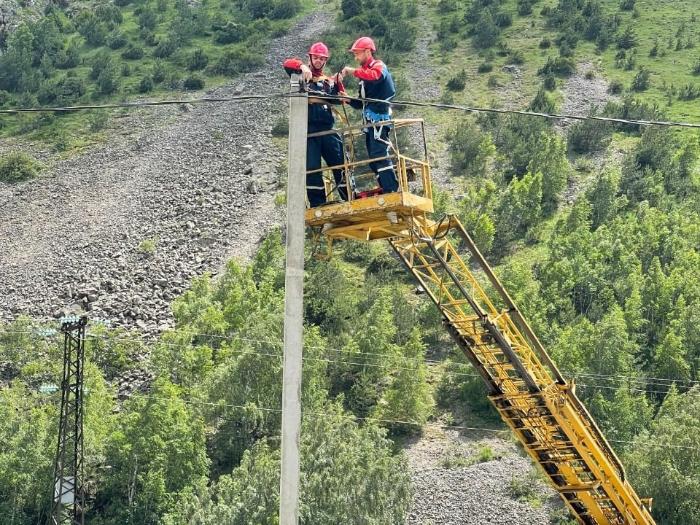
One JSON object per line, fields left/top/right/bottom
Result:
{"left": 0, "top": 11, "right": 333, "bottom": 334}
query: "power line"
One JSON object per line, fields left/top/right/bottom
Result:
{"left": 135, "top": 394, "right": 700, "bottom": 452}
{"left": 2, "top": 89, "right": 700, "bottom": 130}
{"left": 0, "top": 93, "right": 291, "bottom": 114}
{"left": 4, "top": 327, "right": 700, "bottom": 389}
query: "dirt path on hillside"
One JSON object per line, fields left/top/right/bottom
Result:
{"left": 0, "top": 9, "right": 334, "bottom": 333}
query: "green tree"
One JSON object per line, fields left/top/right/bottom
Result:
{"left": 448, "top": 119, "right": 495, "bottom": 177}
{"left": 372, "top": 329, "right": 433, "bottom": 435}
{"left": 164, "top": 402, "right": 412, "bottom": 525}
{"left": 95, "top": 380, "right": 209, "bottom": 524}
{"left": 586, "top": 169, "right": 622, "bottom": 229}
{"left": 652, "top": 331, "right": 691, "bottom": 386}
{"left": 75, "top": 11, "right": 108, "bottom": 47}
{"left": 473, "top": 10, "right": 499, "bottom": 49}
{"left": 526, "top": 131, "right": 570, "bottom": 212}
{"left": 0, "top": 25, "right": 40, "bottom": 93}
{"left": 0, "top": 384, "right": 55, "bottom": 524}
{"left": 495, "top": 171, "right": 543, "bottom": 244}
{"left": 625, "top": 386, "right": 700, "bottom": 525}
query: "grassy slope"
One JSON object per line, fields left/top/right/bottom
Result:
{"left": 414, "top": 0, "right": 699, "bottom": 122}
{"left": 0, "top": 0, "right": 317, "bottom": 149}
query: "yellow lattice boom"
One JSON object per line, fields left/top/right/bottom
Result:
{"left": 304, "top": 118, "right": 655, "bottom": 525}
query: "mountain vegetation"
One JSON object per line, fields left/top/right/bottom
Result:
{"left": 1, "top": 0, "right": 699, "bottom": 523}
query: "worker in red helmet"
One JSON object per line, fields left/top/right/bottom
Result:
{"left": 339, "top": 36, "right": 398, "bottom": 194}
{"left": 283, "top": 42, "right": 352, "bottom": 207}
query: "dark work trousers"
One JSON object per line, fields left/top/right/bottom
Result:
{"left": 365, "top": 123, "right": 398, "bottom": 193}
{"left": 306, "top": 132, "right": 349, "bottom": 207}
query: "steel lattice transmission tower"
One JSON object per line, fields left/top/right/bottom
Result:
{"left": 49, "top": 315, "right": 88, "bottom": 525}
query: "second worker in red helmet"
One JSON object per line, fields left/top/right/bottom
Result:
{"left": 341, "top": 36, "right": 398, "bottom": 194}
{"left": 283, "top": 42, "right": 352, "bottom": 207}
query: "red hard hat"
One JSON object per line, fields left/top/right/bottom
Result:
{"left": 308, "top": 42, "right": 329, "bottom": 58}
{"left": 350, "top": 36, "right": 376, "bottom": 52}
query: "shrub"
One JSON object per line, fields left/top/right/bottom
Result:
{"left": 631, "top": 67, "right": 650, "bottom": 91}
{"left": 341, "top": 0, "right": 362, "bottom": 18}
{"left": 649, "top": 38, "right": 659, "bottom": 57}
{"left": 494, "top": 12, "right": 513, "bottom": 28}
{"left": 166, "top": 72, "right": 182, "bottom": 90}
{"left": 473, "top": 11, "right": 500, "bottom": 49}
{"left": 76, "top": 11, "right": 107, "bottom": 46}
{"left": 603, "top": 96, "right": 663, "bottom": 133}
{"left": 140, "top": 29, "right": 158, "bottom": 46}
{"left": 487, "top": 75, "right": 500, "bottom": 88}
{"left": 270, "top": 0, "right": 302, "bottom": 20}
{"left": 517, "top": 0, "right": 535, "bottom": 16}
{"left": 121, "top": 44, "right": 144, "bottom": 60}
{"left": 539, "top": 38, "right": 552, "bottom": 49}
{"left": 529, "top": 87, "right": 556, "bottom": 113}
{"left": 153, "top": 38, "right": 177, "bottom": 58}
{"left": 139, "top": 75, "right": 154, "bottom": 93}
{"left": 183, "top": 75, "right": 205, "bottom": 90}
{"left": 138, "top": 238, "right": 157, "bottom": 255}
{"left": 567, "top": 118, "right": 613, "bottom": 154}
{"left": 446, "top": 69, "right": 467, "bottom": 91}
{"left": 0, "top": 90, "right": 12, "bottom": 108}
{"left": 617, "top": 26, "right": 637, "bottom": 49}
{"left": 152, "top": 61, "right": 167, "bottom": 83}
{"left": 138, "top": 8, "right": 157, "bottom": 30}
{"left": 692, "top": 59, "right": 700, "bottom": 75}
{"left": 271, "top": 117, "right": 288, "bottom": 136}
{"left": 88, "top": 109, "right": 109, "bottom": 132}
{"left": 213, "top": 21, "right": 249, "bottom": 44}
{"left": 384, "top": 23, "right": 417, "bottom": 53}
{"left": 558, "top": 42, "right": 574, "bottom": 58}
{"left": 608, "top": 79, "right": 624, "bottom": 94}
{"left": 619, "top": 0, "right": 635, "bottom": 10}
{"left": 187, "top": 49, "right": 208, "bottom": 71}
{"left": 97, "top": 66, "right": 119, "bottom": 95}
{"left": 543, "top": 73, "right": 557, "bottom": 91}
{"left": 209, "top": 49, "right": 263, "bottom": 76}
{"left": 437, "top": 0, "right": 457, "bottom": 13}
{"left": 477, "top": 62, "right": 493, "bottom": 73}
{"left": 678, "top": 83, "right": 700, "bottom": 100}
{"left": 55, "top": 40, "right": 81, "bottom": 69}
{"left": 538, "top": 56, "right": 576, "bottom": 77}
{"left": 38, "top": 76, "right": 86, "bottom": 105}
{"left": 90, "top": 52, "right": 113, "bottom": 80}
{"left": 96, "top": 4, "right": 123, "bottom": 24}
{"left": 107, "top": 31, "right": 128, "bottom": 50}
{"left": 0, "top": 152, "right": 40, "bottom": 183}
{"left": 448, "top": 119, "right": 495, "bottom": 177}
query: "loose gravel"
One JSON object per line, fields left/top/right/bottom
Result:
{"left": 0, "top": 11, "right": 334, "bottom": 334}
{"left": 405, "top": 424, "right": 565, "bottom": 525}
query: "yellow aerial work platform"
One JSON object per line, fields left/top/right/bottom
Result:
{"left": 304, "top": 118, "right": 434, "bottom": 245}
{"left": 303, "top": 118, "right": 655, "bottom": 525}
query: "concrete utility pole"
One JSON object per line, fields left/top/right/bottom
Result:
{"left": 279, "top": 74, "right": 308, "bottom": 525}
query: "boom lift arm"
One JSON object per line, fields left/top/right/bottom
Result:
{"left": 390, "top": 215, "right": 654, "bottom": 525}
{"left": 303, "top": 118, "right": 655, "bottom": 525}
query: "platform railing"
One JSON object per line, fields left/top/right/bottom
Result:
{"left": 304, "top": 118, "right": 432, "bottom": 207}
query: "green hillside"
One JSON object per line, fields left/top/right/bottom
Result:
{"left": 0, "top": 0, "right": 312, "bottom": 145}
{"left": 1, "top": 0, "right": 699, "bottom": 524}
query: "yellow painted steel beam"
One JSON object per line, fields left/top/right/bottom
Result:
{"left": 302, "top": 136, "right": 654, "bottom": 523}
{"left": 387, "top": 215, "right": 655, "bottom": 525}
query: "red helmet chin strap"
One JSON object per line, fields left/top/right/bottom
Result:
{"left": 309, "top": 56, "right": 327, "bottom": 76}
